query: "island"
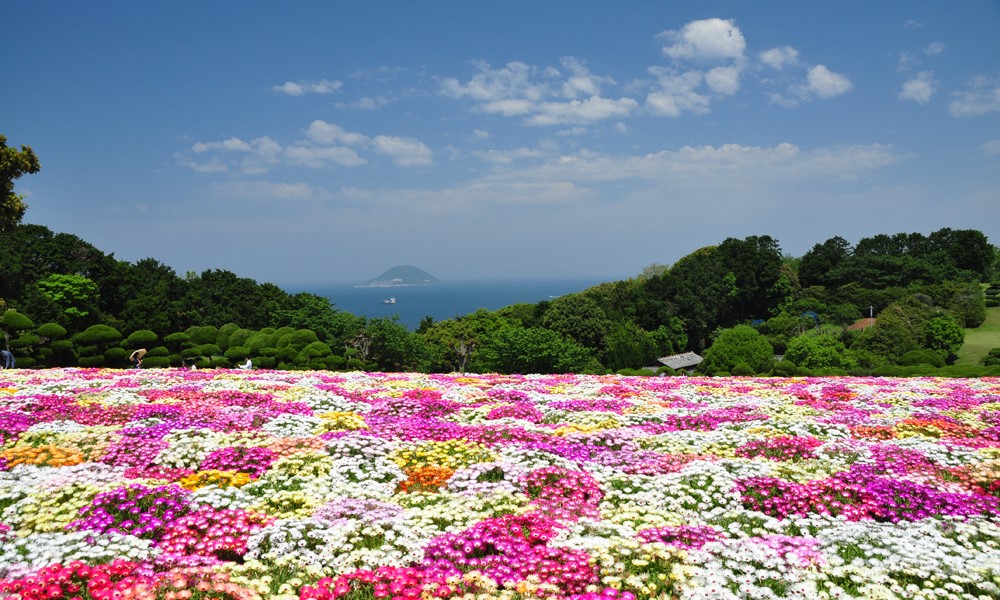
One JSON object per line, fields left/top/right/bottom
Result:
{"left": 357, "top": 265, "right": 441, "bottom": 287}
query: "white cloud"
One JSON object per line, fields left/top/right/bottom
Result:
{"left": 899, "top": 71, "right": 936, "bottom": 104}
{"left": 336, "top": 96, "right": 393, "bottom": 110}
{"left": 305, "top": 120, "right": 368, "bottom": 145}
{"left": 285, "top": 145, "right": 367, "bottom": 168}
{"left": 527, "top": 96, "right": 638, "bottom": 126}
{"left": 902, "top": 18, "right": 923, "bottom": 29}
{"left": 982, "top": 139, "right": 1000, "bottom": 155}
{"left": 441, "top": 60, "right": 548, "bottom": 102}
{"left": 472, "top": 129, "right": 491, "bottom": 140}
{"left": 441, "top": 59, "right": 635, "bottom": 126}
{"left": 645, "top": 69, "right": 710, "bottom": 116}
{"left": 803, "top": 65, "right": 853, "bottom": 98}
{"left": 705, "top": 65, "right": 742, "bottom": 95}
{"left": 272, "top": 79, "right": 343, "bottom": 96}
{"left": 212, "top": 180, "right": 331, "bottom": 201}
{"left": 924, "top": 42, "right": 945, "bottom": 56}
{"left": 559, "top": 57, "right": 614, "bottom": 98}
{"left": 370, "top": 135, "right": 434, "bottom": 166}
{"left": 896, "top": 51, "right": 919, "bottom": 72}
{"left": 192, "top": 137, "right": 253, "bottom": 153}
{"left": 759, "top": 47, "right": 799, "bottom": 70}
{"left": 485, "top": 142, "right": 900, "bottom": 188}
{"left": 471, "top": 147, "right": 547, "bottom": 164}
{"left": 182, "top": 122, "right": 433, "bottom": 172}
{"left": 949, "top": 75, "right": 1000, "bottom": 117}
{"left": 659, "top": 18, "right": 746, "bottom": 63}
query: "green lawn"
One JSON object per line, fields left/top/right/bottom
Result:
{"left": 956, "top": 305, "right": 1000, "bottom": 366}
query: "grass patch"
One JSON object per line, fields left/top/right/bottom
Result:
{"left": 956, "top": 306, "right": 1000, "bottom": 366}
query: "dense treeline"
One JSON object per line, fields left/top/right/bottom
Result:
{"left": 1, "top": 223, "right": 998, "bottom": 375}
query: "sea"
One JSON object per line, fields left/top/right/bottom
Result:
{"left": 291, "top": 279, "right": 607, "bottom": 330}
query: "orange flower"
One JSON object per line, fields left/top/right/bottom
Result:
{"left": 849, "top": 425, "right": 896, "bottom": 440}
{"left": 0, "top": 444, "right": 85, "bottom": 467}
{"left": 397, "top": 465, "right": 455, "bottom": 493}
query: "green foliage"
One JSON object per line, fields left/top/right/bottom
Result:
{"left": 35, "top": 273, "right": 100, "bottom": 324}
{"left": 0, "top": 134, "right": 41, "bottom": 232}
{"left": 104, "top": 347, "right": 128, "bottom": 367}
{"left": 540, "top": 294, "right": 612, "bottom": 350}
{"left": 980, "top": 348, "right": 1000, "bottom": 367}
{"left": 899, "top": 349, "right": 946, "bottom": 368}
{"left": 783, "top": 334, "right": 857, "bottom": 371}
{"left": 126, "top": 329, "right": 158, "bottom": 346}
{"left": 731, "top": 361, "right": 756, "bottom": 376}
{"left": 36, "top": 322, "right": 67, "bottom": 339}
{"left": 474, "top": 323, "right": 597, "bottom": 374}
{"left": 923, "top": 314, "right": 965, "bottom": 363}
{"left": 72, "top": 324, "right": 122, "bottom": 348}
{"left": 223, "top": 346, "right": 251, "bottom": 362}
{"left": 772, "top": 360, "right": 798, "bottom": 376}
{"left": 163, "top": 332, "right": 191, "bottom": 351}
{"left": 2, "top": 309, "right": 34, "bottom": 331}
{"left": 186, "top": 325, "right": 219, "bottom": 345}
{"left": 699, "top": 325, "right": 774, "bottom": 375}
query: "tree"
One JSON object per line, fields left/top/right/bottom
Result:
{"left": 699, "top": 324, "right": 774, "bottom": 375}
{"left": 540, "top": 294, "right": 612, "bottom": 351}
{"left": 473, "top": 323, "right": 597, "bottom": 374}
{"left": 33, "top": 273, "right": 101, "bottom": 328}
{"left": 783, "top": 334, "right": 857, "bottom": 371}
{"left": 2, "top": 309, "right": 34, "bottom": 350}
{"left": 923, "top": 315, "right": 964, "bottom": 363}
{"left": 0, "top": 135, "right": 41, "bottom": 232}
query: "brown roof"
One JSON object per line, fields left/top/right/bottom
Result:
{"left": 847, "top": 318, "right": 877, "bottom": 331}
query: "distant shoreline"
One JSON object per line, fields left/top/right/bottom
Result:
{"left": 353, "top": 282, "right": 440, "bottom": 288}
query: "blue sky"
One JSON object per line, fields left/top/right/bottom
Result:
{"left": 5, "top": 1, "right": 1000, "bottom": 287}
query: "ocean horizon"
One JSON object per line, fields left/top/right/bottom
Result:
{"left": 288, "top": 278, "right": 608, "bottom": 330}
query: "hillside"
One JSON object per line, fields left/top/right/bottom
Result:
{"left": 358, "top": 265, "right": 440, "bottom": 287}
{"left": 956, "top": 305, "right": 1000, "bottom": 366}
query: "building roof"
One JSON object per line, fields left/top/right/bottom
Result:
{"left": 846, "top": 318, "right": 877, "bottom": 331}
{"left": 654, "top": 351, "right": 704, "bottom": 370}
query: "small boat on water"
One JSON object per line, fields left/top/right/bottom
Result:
{"left": 383, "top": 297, "right": 396, "bottom": 304}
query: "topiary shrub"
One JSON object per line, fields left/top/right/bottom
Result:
{"left": 981, "top": 348, "right": 1000, "bottom": 367}
{"left": 141, "top": 357, "right": 171, "bottom": 368}
{"left": 127, "top": 329, "right": 158, "bottom": 347}
{"left": 36, "top": 322, "right": 68, "bottom": 340}
{"left": 873, "top": 365, "right": 904, "bottom": 377}
{"left": 324, "top": 355, "right": 346, "bottom": 370}
{"left": 655, "top": 366, "right": 676, "bottom": 376}
{"left": 104, "top": 347, "right": 128, "bottom": 367}
{"left": 196, "top": 344, "right": 222, "bottom": 357}
{"left": 772, "top": 360, "right": 798, "bottom": 377}
{"left": 164, "top": 332, "right": 191, "bottom": 352}
{"left": 79, "top": 355, "right": 105, "bottom": 367}
{"left": 899, "top": 349, "right": 945, "bottom": 368}
{"left": 147, "top": 346, "right": 169, "bottom": 357}
{"left": 224, "top": 346, "right": 250, "bottom": 362}
{"left": 731, "top": 361, "right": 756, "bottom": 376}
{"left": 186, "top": 326, "right": 219, "bottom": 345}
{"left": 346, "top": 358, "right": 366, "bottom": 370}
{"left": 254, "top": 356, "right": 277, "bottom": 369}
{"left": 72, "top": 324, "right": 122, "bottom": 349}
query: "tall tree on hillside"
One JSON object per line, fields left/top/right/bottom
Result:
{"left": 0, "top": 135, "right": 41, "bottom": 232}
{"left": 798, "top": 236, "right": 852, "bottom": 288}
{"left": 716, "top": 235, "right": 786, "bottom": 322}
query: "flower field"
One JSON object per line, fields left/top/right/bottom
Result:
{"left": 1, "top": 369, "right": 999, "bottom": 600}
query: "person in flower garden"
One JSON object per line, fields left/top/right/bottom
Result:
{"left": 0, "top": 348, "right": 13, "bottom": 368}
